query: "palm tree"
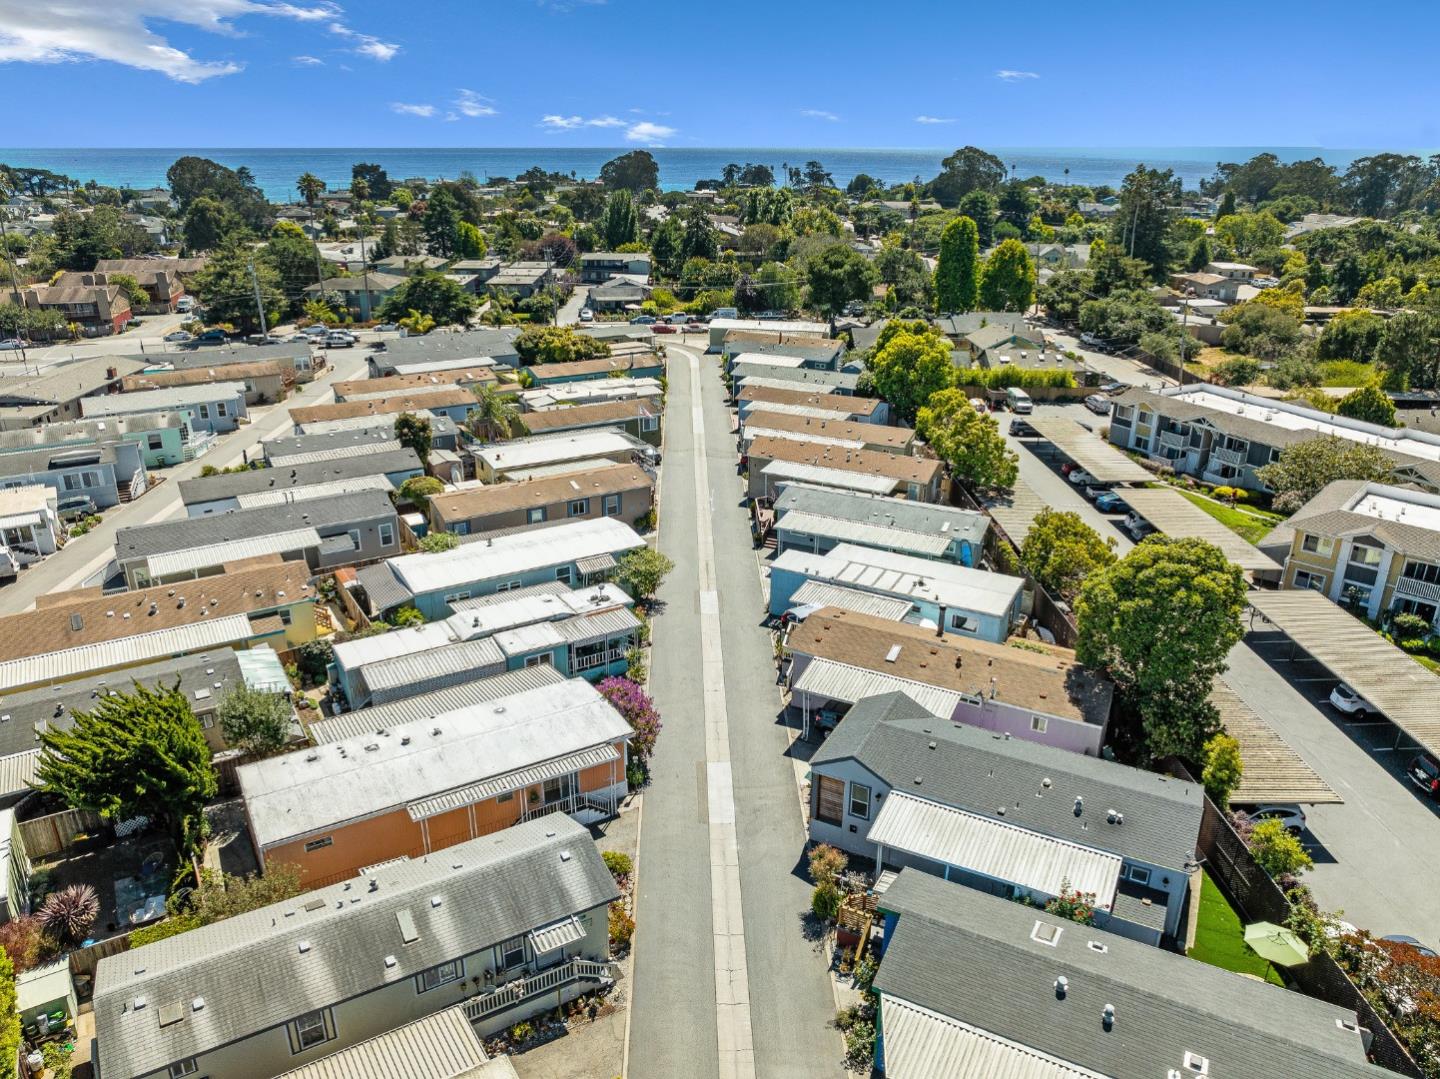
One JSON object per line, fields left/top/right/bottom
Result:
{"left": 467, "top": 384, "right": 522, "bottom": 443}
{"left": 296, "top": 172, "right": 325, "bottom": 207}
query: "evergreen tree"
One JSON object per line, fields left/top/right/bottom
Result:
{"left": 934, "top": 216, "right": 980, "bottom": 313}
{"left": 600, "top": 190, "right": 639, "bottom": 249}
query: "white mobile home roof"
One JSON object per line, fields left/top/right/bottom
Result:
{"left": 81, "top": 382, "right": 246, "bottom": 417}
{"left": 744, "top": 427, "right": 866, "bottom": 452}
{"left": 474, "top": 430, "right": 642, "bottom": 473}
{"left": 868, "top": 791, "right": 1123, "bottom": 907}
{"left": 239, "top": 678, "right": 632, "bottom": 847}
{"left": 788, "top": 581, "right": 912, "bottom": 621}
{"left": 761, "top": 460, "right": 897, "bottom": 495}
{"left": 390, "top": 355, "right": 498, "bottom": 376}
{"left": 386, "top": 516, "right": 644, "bottom": 596}
{"left": 794, "top": 657, "right": 962, "bottom": 717}
{"left": 777, "top": 510, "right": 952, "bottom": 557}
{"left": 729, "top": 351, "right": 807, "bottom": 369}
{"left": 713, "top": 318, "right": 829, "bottom": 336}
{"left": 878, "top": 996, "right": 1104, "bottom": 1079}
{"left": 741, "top": 401, "right": 856, "bottom": 423}
{"left": 145, "top": 528, "right": 321, "bottom": 578}
{"left": 267, "top": 439, "right": 404, "bottom": 467}
{"left": 775, "top": 544, "right": 1024, "bottom": 617}
{"left": 233, "top": 474, "right": 394, "bottom": 509}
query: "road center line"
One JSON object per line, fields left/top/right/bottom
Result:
{"left": 687, "top": 348, "right": 756, "bottom": 1079}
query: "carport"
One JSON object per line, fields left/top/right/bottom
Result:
{"left": 1211, "top": 678, "right": 1341, "bottom": 804}
{"left": 1017, "top": 416, "right": 1153, "bottom": 484}
{"left": 1121, "top": 488, "right": 1282, "bottom": 577}
{"left": 1246, "top": 588, "right": 1440, "bottom": 756}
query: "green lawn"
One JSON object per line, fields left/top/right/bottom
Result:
{"left": 1187, "top": 870, "right": 1284, "bottom": 985}
{"left": 1177, "top": 490, "right": 1280, "bottom": 546}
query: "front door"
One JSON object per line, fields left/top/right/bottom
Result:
{"left": 543, "top": 773, "right": 574, "bottom": 807}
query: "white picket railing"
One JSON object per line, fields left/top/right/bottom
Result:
{"left": 463, "top": 958, "right": 617, "bottom": 1023}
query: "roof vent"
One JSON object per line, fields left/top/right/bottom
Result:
{"left": 305, "top": 752, "right": 318, "bottom": 762}
{"left": 1074, "top": 796, "right": 1083, "bottom": 816}
{"left": 384, "top": 955, "right": 397, "bottom": 969}
{"left": 1102, "top": 1003, "right": 1115, "bottom": 1030}
{"left": 430, "top": 895, "right": 442, "bottom": 908}
{"left": 432, "top": 726, "right": 441, "bottom": 736}
{"left": 69, "top": 613, "right": 83, "bottom": 631}
{"left": 1087, "top": 940, "right": 1108, "bottom": 954}
{"left": 297, "top": 940, "right": 311, "bottom": 954}
{"left": 191, "top": 997, "right": 206, "bottom": 1012}
{"left": 560, "top": 850, "right": 571, "bottom": 862}
{"left": 364, "top": 743, "right": 379, "bottom": 752}
{"left": 1182, "top": 1051, "right": 1209, "bottom": 1073}
{"left": 1054, "top": 976, "right": 1068, "bottom": 998}
{"left": 369, "top": 878, "right": 379, "bottom": 892}
{"left": 884, "top": 644, "right": 901, "bottom": 663}
{"left": 1042, "top": 777, "right": 1051, "bottom": 789}
{"left": 132, "top": 995, "right": 148, "bottom": 1010}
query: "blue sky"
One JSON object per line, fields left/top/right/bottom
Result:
{"left": 1, "top": 0, "right": 1438, "bottom": 148}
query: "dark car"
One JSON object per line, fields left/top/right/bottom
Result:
{"left": 195, "top": 329, "right": 227, "bottom": 344}
{"left": 1408, "top": 751, "right": 1440, "bottom": 797}
{"left": 1009, "top": 419, "right": 1037, "bottom": 437}
{"left": 1094, "top": 491, "right": 1131, "bottom": 514}
{"left": 1101, "top": 380, "right": 1128, "bottom": 395}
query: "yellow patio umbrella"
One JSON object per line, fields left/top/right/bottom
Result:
{"left": 1243, "top": 921, "right": 1310, "bottom": 967}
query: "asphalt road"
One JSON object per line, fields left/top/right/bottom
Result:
{"left": 630, "top": 342, "right": 840, "bottom": 1079}
{"left": 0, "top": 345, "right": 372, "bottom": 615}
{"left": 1013, "top": 399, "right": 1440, "bottom": 946}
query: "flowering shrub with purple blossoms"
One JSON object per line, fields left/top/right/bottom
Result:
{"left": 597, "top": 676, "right": 662, "bottom": 761}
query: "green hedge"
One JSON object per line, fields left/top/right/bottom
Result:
{"left": 963, "top": 367, "right": 1077, "bottom": 389}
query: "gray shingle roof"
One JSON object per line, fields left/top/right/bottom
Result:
{"left": 178, "top": 449, "right": 421, "bottom": 504}
{"left": 814, "top": 694, "right": 1202, "bottom": 869}
{"left": 731, "top": 366, "right": 858, "bottom": 392}
{"left": 0, "top": 356, "right": 143, "bottom": 405}
{"left": 772, "top": 484, "right": 988, "bottom": 546}
{"left": 115, "top": 490, "right": 396, "bottom": 561}
{"left": 375, "top": 329, "right": 522, "bottom": 370}
{"left": 94, "top": 816, "right": 617, "bottom": 1079}
{"left": 1288, "top": 479, "right": 1440, "bottom": 562}
{"left": 0, "top": 442, "right": 123, "bottom": 477}
{"left": 875, "top": 869, "right": 1376, "bottom": 1079}
{"left": 262, "top": 428, "right": 401, "bottom": 463}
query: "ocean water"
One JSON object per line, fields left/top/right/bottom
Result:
{"left": 0, "top": 146, "right": 1390, "bottom": 202}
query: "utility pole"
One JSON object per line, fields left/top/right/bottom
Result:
{"left": 247, "top": 260, "right": 269, "bottom": 337}
{"left": 0, "top": 210, "right": 32, "bottom": 371}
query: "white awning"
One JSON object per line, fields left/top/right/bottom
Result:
{"left": 793, "top": 658, "right": 962, "bottom": 719}
{"left": 405, "top": 743, "right": 620, "bottom": 821}
{"left": 868, "top": 791, "right": 1122, "bottom": 906}
{"left": 576, "top": 552, "right": 617, "bottom": 575}
{"left": 528, "top": 915, "right": 586, "bottom": 954}
{"left": 146, "top": 528, "right": 320, "bottom": 578}
{"left": 879, "top": 996, "right": 1103, "bottom": 1079}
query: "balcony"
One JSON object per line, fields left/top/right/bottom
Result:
{"left": 1157, "top": 429, "right": 1187, "bottom": 449}
{"left": 180, "top": 430, "right": 217, "bottom": 461}
{"left": 1212, "top": 444, "right": 1247, "bottom": 466}
{"left": 521, "top": 788, "right": 618, "bottom": 825}
{"left": 572, "top": 646, "right": 629, "bottom": 673}
{"left": 463, "top": 958, "right": 618, "bottom": 1023}
{"left": 1395, "top": 575, "right": 1440, "bottom": 603}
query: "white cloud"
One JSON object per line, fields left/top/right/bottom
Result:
{"left": 539, "top": 114, "right": 626, "bottom": 131}
{"left": 995, "top": 69, "right": 1039, "bottom": 81}
{"left": 0, "top": 0, "right": 343, "bottom": 82}
{"left": 914, "top": 115, "right": 955, "bottom": 124}
{"left": 292, "top": 54, "right": 323, "bottom": 65}
{"left": 800, "top": 108, "right": 840, "bottom": 121}
{"left": 454, "top": 89, "right": 497, "bottom": 118}
{"left": 625, "top": 121, "right": 674, "bottom": 144}
{"left": 391, "top": 102, "right": 435, "bottom": 117}
{"left": 328, "top": 21, "right": 398, "bottom": 61}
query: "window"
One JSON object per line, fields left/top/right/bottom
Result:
{"left": 907, "top": 483, "right": 922, "bottom": 500}
{"left": 290, "top": 1009, "right": 333, "bottom": 1053}
{"left": 215, "top": 401, "right": 227, "bottom": 417}
{"left": 497, "top": 791, "right": 514, "bottom": 802}
{"left": 1349, "top": 543, "right": 1383, "bottom": 567}
{"left": 198, "top": 404, "right": 209, "bottom": 420}
{"left": 603, "top": 494, "right": 621, "bottom": 517}
{"left": 527, "top": 507, "right": 546, "bottom": 524}
{"left": 443, "top": 590, "right": 471, "bottom": 603}
{"left": 347, "top": 529, "right": 361, "bottom": 550}
{"left": 815, "top": 775, "right": 845, "bottom": 826}
{"left": 1394, "top": 598, "right": 1439, "bottom": 624}
{"left": 62, "top": 474, "right": 81, "bottom": 492}
{"left": 948, "top": 612, "right": 976, "bottom": 634}
{"left": 279, "top": 609, "right": 293, "bottom": 627}
{"left": 497, "top": 580, "right": 524, "bottom": 592}
{"left": 1300, "top": 534, "right": 1330, "bottom": 555}
{"left": 1292, "top": 569, "right": 1326, "bottom": 592}
{"left": 1126, "top": 864, "right": 1151, "bottom": 886}
{"left": 1403, "top": 560, "right": 1440, "bottom": 584}
{"left": 567, "top": 498, "right": 590, "bottom": 517}
{"left": 454, "top": 521, "right": 469, "bottom": 535}
{"left": 848, "top": 782, "right": 871, "bottom": 820}
{"left": 417, "top": 959, "right": 463, "bottom": 993}
{"left": 640, "top": 415, "right": 659, "bottom": 433}
{"left": 555, "top": 566, "right": 573, "bottom": 584}
{"left": 379, "top": 522, "right": 395, "bottom": 547}
{"left": 148, "top": 434, "right": 164, "bottom": 450}
{"left": 525, "top": 654, "right": 551, "bottom": 667}
{"left": 169, "top": 1060, "right": 199, "bottom": 1078}
{"left": 304, "top": 836, "right": 332, "bottom": 853}
{"left": 497, "top": 936, "right": 526, "bottom": 970}
{"left": 1030, "top": 715, "right": 1049, "bottom": 734}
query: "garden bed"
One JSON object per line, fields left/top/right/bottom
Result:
{"left": 1187, "top": 870, "right": 1284, "bottom": 986}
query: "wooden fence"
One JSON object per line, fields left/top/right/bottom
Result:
{"left": 17, "top": 808, "right": 104, "bottom": 859}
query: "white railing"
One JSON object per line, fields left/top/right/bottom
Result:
{"left": 180, "top": 431, "right": 217, "bottom": 461}
{"left": 1395, "top": 575, "right": 1440, "bottom": 603}
{"left": 572, "top": 646, "right": 628, "bottom": 672}
{"left": 463, "top": 958, "right": 617, "bottom": 1022}
{"left": 1212, "top": 444, "right": 1246, "bottom": 465}
{"left": 520, "top": 788, "right": 617, "bottom": 824}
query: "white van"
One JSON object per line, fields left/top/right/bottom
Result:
{"left": 1006, "top": 387, "right": 1034, "bottom": 413}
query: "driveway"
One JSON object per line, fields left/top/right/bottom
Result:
{"left": 555, "top": 288, "right": 589, "bottom": 327}
{"left": 0, "top": 347, "right": 372, "bottom": 615}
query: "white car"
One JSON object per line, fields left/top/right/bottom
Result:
{"left": 969, "top": 397, "right": 988, "bottom": 413}
{"left": 324, "top": 332, "right": 356, "bottom": 348}
{"left": 1066, "top": 468, "right": 1096, "bottom": 487}
{"left": 302, "top": 324, "right": 330, "bottom": 337}
{"left": 163, "top": 330, "right": 192, "bottom": 343}
{"left": 579, "top": 308, "right": 594, "bottom": 323}
{"left": 0, "top": 339, "right": 24, "bottom": 351}
{"left": 1329, "top": 682, "right": 1375, "bottom": 717}
{"left": 1240, "top": 803, "right": 1307, "bottom": 836}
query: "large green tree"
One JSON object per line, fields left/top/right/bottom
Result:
{"left": 1335, "top": 384, "right": 1398, "bottom": 427}
{"left": 1021, "top": 509, "right": 1117, "bottom": 600}
{"left": 515, "top": 326, "right": 611, "bottom": 364}
{"left": 166, "top": 155, "right": 269, "bottom": 231}
{"left": 958, "top": 190, "right": 999, "bottom": 247}
{"left": 868, "top": 327, "right": 954, "bottom": 422}
{"left": 1112, "top": 164, "right": 1180, "bottom": 280}
{"left": 805, "top": 244, "right": 875, "bottom": 316}
{"left": 393, "top": 412, "right": 433, "bottom": 465}
{"left": 1255, "top": 436, "right": 1395, "bottom": 511}
{"left": 934, "top": 216, "right": 980, "bottom": 314}
{"left": 600, "top": 150, "right": 659, "bottom": 193}
{"left": 36, "top": 682, "right": 217, "bottom": 853}
{"left": 600, "top": 190, "right": 640, "bottom": 249}
{"left": 50, "top": 205, "right": 151, "bottom": 269}
{"left": 928, "top": 146, "right": 1006, "bottom": 208}
{"left": 190, "top": 240, "right": 283, "bottom": 331}
{"left": 296, "top": 172, "right": 325, "bottom": 206}
{"left": 467, "top": 383, "right": 523, "bottom": 442}
{"left": 979, "top": 238, "right": 1037, "bottom": 312}
{"left": 0, "top": 949, "right": 18, "bottom": 1071}
{"left": 1076, "top": 537, "right": 1247, "bottom": 761}
{"left": 916, "top": 388, "right": 1018, "bottom": 492}
{"left": 379, "top": 271, "right": 478, "bottom": 325}
{"left": 422, "top": 188, "right": 463, "bottom": 258}
{"left": 218, "top": 685, "right": 292, "bottom": 757}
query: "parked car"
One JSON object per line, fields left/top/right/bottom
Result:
{"left": 163, "top": 330, "right": 193, "bottom": 343}
{"left": 246, "top": 333, "right": 283, "bottom": 345}
{"left": 579, "top": 308, "right": 594, "bottom": 322}
{"left": 373, "top": 322, "right": 400, "bottom": 332}
{"left": 302, "top": 324, "right": 329, "bottom": 337}
{"left": 175, "top": 296, "right": 195, "bottom": 313}
{"left": 1407, "top": 751, "right": 1440, "bottom": 797}
{"left": 1101, "top": 380, "right": 1128, "bottom": 395}
{"left": 0, "top": 339, "right": 25, "bottom": 351}
{"left": 1329, "top": 682, "right": 1375, "bottom": 717}
{"left": 1084, "top": 393, "right": 1111, "bottom": 414}
{"left": 629, "top": 314, "right": 657, "bottom": 325}
{"left": 1381, "top": 935, "right": 1439, "bottom": 958}
{"left": 0, "top": 546, "right": 15, "bottom": 582}
{"left": 711, "top": 307, "right": 738, "bottom": 320}
{"left": 57, "top": 494, "right": 96, "bottom": 521}
{"left": 1067, "top": 468, "right": 1096, "bottom": 487}
{"left": 1094, "top": 491, "right": 1131, "bottom": 514}
{"left": 652, "top": 323, "right": 677, "bottom": 334}
{"left": 1083, "top": 483, "right": 1111, "bottom": 502}
{"left": 195, "top": 329, "right": 227, "bottom": 344}
{"left": 1123, "top": 513, "right": 1156, "bottom": 541}
{"left": 1240, "top": 803, "right": 1307, "bottom": 836}
{"left": 969, "top": 397, "right": 988, "bottom": 413}
{"left": 1009, "top": 419, "right": 1037, "bottom": 437}
{"left": 325, "top": 331, "right": 356, "bottom": 348}
{"left": 1080, "top": 332, "right": 1101, "bottom": 347}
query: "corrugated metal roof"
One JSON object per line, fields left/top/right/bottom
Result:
{"left": 234, "top": 474, "right": 393, "bottom": 509}
{"left": 1247, "top": 588, "right": 1440, "bottom": 758}
{"left": 307, "top": 666, "right": 567, "bottom": 743}
{"left": 761, "top": 459, "right": 898, "bottom": 495}
{"left": 1021, "top": 417, "right": 1153, "bottom": 483}
{"left": 274, "top": 1005, "right": 488, "bottom": 1079}
{"left": 867, "top": 791, "right": 1123, "bottom": 905}
{"left": 879, "top": 996, "right": 1102, "bottom": 1079}
{"left": 0, "top": 751, "right": 38, "bottom": 798}
{"left": 794, "top": 658, "right": 962, "bottom": 718}
{"left": 789, "top": 581, "right": 911, "bottom": 621}
{"left": 146, "top": 528, "right": 321, "bottom": 578}
{"left": 81, "top": 381, "right": 246, "bottom": 416}
{"left": 1121, "top": 488, "right": 1281, "bottom": 573}
{"left": 407, "top": 743, "right": 620, "bottom": 821}
{"left": 552, "top": 606, "right": 640, "bottom": 643}
{"left": 745, "top": 427, "right": 866, "bottom": 452}
{"left": 741, "top": 400, "right": 856, "bottom": 423}
{"left": 474, "top": 430, "right": 645, "bottom": 472}
{"left": 575, "top": 552, "right": 617, "bottom": 575}
{"left": 778, "top": 510, "right": 951, "bottom": 557}
{"left": 358, "top": 638, "right": 505, "bottom": 700}
{"left": 1213, "top": 677, "right": 1340, "bottom": 804}
{"left": 528, "top": 914, "right": 587, "bottom": 955}
{"left": 236, "top": 646, "right": 291, "bottom": 695}
{"left": 983, "top": 476, "right": 1052, "bottom": 546}
{"left": 0, "top": 613, "right": 256, "bottom": 690}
